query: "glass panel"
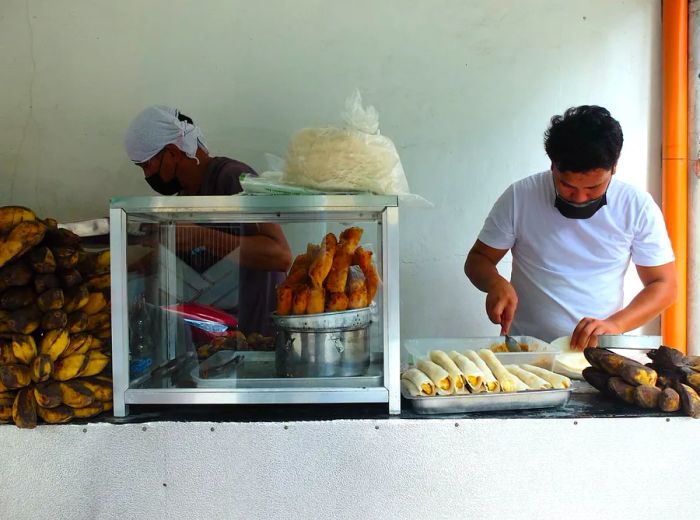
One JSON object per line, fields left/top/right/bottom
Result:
{"left": 124, "top": 214, "right": 384, "bottom": 390}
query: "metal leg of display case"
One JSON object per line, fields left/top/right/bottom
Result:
{"left": 383, "top": 206, "right": 401, "bottom": 414}
{"left": 110, "top": 208, "right": 130, "bottom": 417}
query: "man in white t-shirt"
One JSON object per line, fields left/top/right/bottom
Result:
{"left": 464, "top": 105, "right": 677, "bottom": 349}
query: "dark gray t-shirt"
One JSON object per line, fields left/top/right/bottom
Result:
{"left": 192, "top": 156, "right": 285, "bottom": 336}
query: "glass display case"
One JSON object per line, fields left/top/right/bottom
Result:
{"left": 109, "top": 195, "right": 401, "bottom": 416}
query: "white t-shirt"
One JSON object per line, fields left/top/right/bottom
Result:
{"left": 477, "top": 170, "right": 675, "bottom": 342}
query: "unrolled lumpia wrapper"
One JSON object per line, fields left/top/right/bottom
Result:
{"left": 416, "top": 358, "right": 453, "bottom": 395}
{"left": 448, "top": 351, "right": 485, "bottom": 393}
{"left": 430, "top": 350, "right": 467, "bottom": 394}
{"left": 505, "top": 365, "right": 552, "bottom": 390}
{"left": 401, "top": 368, "right": 435, "bottom": 396}
{"left": 478, "top": 349, "right": 519, "bottom": 393}
{"left": 401, "top": 378, "right": 421, "bottom": 397}
{"left": 520, "top": 364, "right": 571, "bottom": 389}
{"left": 464, "top": 350, "right": 500, "bottom": 392}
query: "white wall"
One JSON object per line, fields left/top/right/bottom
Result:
{"left": 0, "top": 416, "right": 698, "bottom": 520}
{"left": 0, "top": 0, "right": 662, "bottom": 340}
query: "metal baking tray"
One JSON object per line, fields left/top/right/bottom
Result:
{"left": 189, "top": 350, "right": 384, "bottom": 389}
{"left": 402, "top": 388, "right": 571, "bottom": 415}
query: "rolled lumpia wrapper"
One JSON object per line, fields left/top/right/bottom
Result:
{"left": 520, "top": 364, "right": 571, "bottom": 389}
{"left": 505, "top": 370, "right": 530, "bottom": 392}
{"left": 464, "top": 350, "right": 500, "bottom": 392}
{"left": 430, "top": 350, "right": 468, "bottom": 394}
{"left": 401, "top": 378, "right": 421, "bottom": 397}
{"left": 416, "top": 358, "right": 453, "bottom": 395}
{"left": 505, "top": 364, "right": 552, "bottom": 390}
{"left": 448, "top": 351, "right": 484, "bottom": 393}
{"left": 401, "top": 368, "right": 436, "bottom": 396}
{"left": 478, "top": 349, "right": 520, "bottom": 393}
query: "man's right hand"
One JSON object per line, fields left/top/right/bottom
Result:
{"left": 485, "top": 279, "right": 518, "bottom": 334}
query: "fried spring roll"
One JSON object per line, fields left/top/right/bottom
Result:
{"left": 325, "top": 250, "right": 352, "bottom": 292}
{"left": 291, "top": 285, "right": 310, "bottom": 315}
{"left": 430, "top": 350, "right": 467, "bottom": 394}
{"left": 325, "top": 292, "right": 348, "bottom": 312}
{"left": 353, "top": 246, "right": 381, "bottom": 303}
{"left": 306, "top": 286, "right": 326, "bottom": 314}
{"left": 416, "top": 358, "right": 453, "bottom": 395}
{"left": 338, "top": 227, "right": 363, "bottom": 254}
{"left": 308, "top": 233, "right": 337, "bottom": 288}
{"left": 276, "top": 285, "right": 293, "bottom": 315}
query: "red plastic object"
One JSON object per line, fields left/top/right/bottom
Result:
{"left": 162, "top": 303, "right": 238, "bottom": 343}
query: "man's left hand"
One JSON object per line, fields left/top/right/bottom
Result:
{"left": 570, "top": 317, "right": 623, "bottom": 350}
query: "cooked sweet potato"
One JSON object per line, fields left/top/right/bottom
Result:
{"left": 633, "top": 385, "right": 661, "bottom": 409}
{"left": 608, "top": 377, "right": 635, "bottom": 404}
{"left": 582, "top": 366, "right": 612, "bottom": 395}
{"left": 619, "top": 364, "right": 658, "bottom": 387}
{"left": 659, "top": 387, "right": 681, "bottom": 412}
{"left": 677, "top": 383, "right": 700, "bottom": 418}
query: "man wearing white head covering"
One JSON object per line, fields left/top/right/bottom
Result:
{"left": 124, "top": 105, "right": 292, "bottom": 336}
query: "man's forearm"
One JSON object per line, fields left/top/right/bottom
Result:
{"left": 465, "top": 251, "right": 508, "bottom": 293}
{"left": 607, "top": 280, "right": 677, "bottom": 332}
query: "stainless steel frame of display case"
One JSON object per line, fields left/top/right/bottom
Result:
{"left": 110, "top": 195, "right": 401, "bottom": 416}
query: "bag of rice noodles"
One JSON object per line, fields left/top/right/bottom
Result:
{"left": 283, "top": 90, "right": 410, "bottom": 195}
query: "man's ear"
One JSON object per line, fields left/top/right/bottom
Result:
{"left": 610, "top": 163, "right": 617, "bottom": 176}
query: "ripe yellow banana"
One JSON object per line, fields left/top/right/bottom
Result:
{"left": 63, "top": 285, "right": 90, "bottom": 313}
{"left": 28, "top": 246, "right": 56, "bottom": 274}
{"left": 37, "top": 288, "right": 64, "bottom": 312}
{"left": 82, "top": 292, "right": 107, "bottom": 315}
{"left": 0, "top": 206, "right": 36, "bottom": 234}
{"left": 79, "top": 351, "right": 110, "bottom": 378}
{"left": 0, "top": 394, "right": 15, "bottom": 422}
{"left": 0, "top": 338, "right": 20, "bottom": 364}
{"left": 53, "top": 353, "right": 89, "bottom": 381}
{"left": 52, "top": 247, "right": 79, "bottom": 270}
{"left": 71, "top": 401, "right": 103, "bottom": 419}
{"left": 63, "top": 333, "right": 92, "bottom": 357}
{"left": 79, "top": 377, "right": 113, "bottom": 402}
{"left": 59, "top": 381, "right": 95, "bottom": 408}
{"left": 31, "top": 354, "right": 53, "bottom": 383}
{"left": 0, "top": 221, "right": 46, "bottom": 268}
{"left": 86, "top": 274, "right": 111, "bottom": 291}
{"left": 86, "top": 311, "right": 111, "bottom": 331}
{"left": 37, "top": 404, "right": 74, "bottom": 424}
{"left": 34, "top": 382, "right": 62, "bottom": 408}
{"left": 10, "top": 334, "right": 37, "bottom": 364}
{"left": 41, "top": 310, "right": 68, "bottom": 330}
{"left": 0, "top": 364, "right": 32, "bottom": 389}
{"left": 67, "top": 311, "right": 89, "bottom": 334}
{"left": 0, "top": 262, "right": 33, "bottom": 291}
{"left": 12, "top": 387, "right": 37, "bottom": 428}
{"left": 40, "top": 328, "right": 70, "bottom": 361}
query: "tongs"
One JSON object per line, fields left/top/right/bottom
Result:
{"left": 504, "top": 333, "right": 522, "bottom": 352}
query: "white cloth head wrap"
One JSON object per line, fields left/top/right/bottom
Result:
{"left": 123, "top": 105, "right": 208, "bottom": 163}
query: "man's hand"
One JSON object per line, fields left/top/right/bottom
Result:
{"left": 570, "top": 317, "right": 623, "bottom": 350}
{"left": 485, "top": 279, "right": 518, "bottom": 335}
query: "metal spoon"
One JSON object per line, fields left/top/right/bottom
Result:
{"left": 504, "top": 334, "right": 521, "bottom": 352}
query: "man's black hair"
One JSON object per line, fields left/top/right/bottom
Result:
{"left": 544, "top": 105, "right": 623, "bottom": 172}
{"left": 177, "top": 112, "right": 194, "bottom": 125}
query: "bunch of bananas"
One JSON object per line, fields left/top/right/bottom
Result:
{"left": 0, "top": 206, "right": 113, "bottom": 428}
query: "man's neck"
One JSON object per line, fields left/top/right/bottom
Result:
{"left": 180, "top": 148, "right": 212, "bottom": 195}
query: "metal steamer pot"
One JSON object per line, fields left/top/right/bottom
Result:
{"left": 273, "top": 307, "right": 372, "bottom": 377}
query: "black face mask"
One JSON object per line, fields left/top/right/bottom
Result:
{"left": 554, "top": 192, "right": 607, "bottom": 219}
{"left": 146, "top": 171, "right": 181, "bottom": 195}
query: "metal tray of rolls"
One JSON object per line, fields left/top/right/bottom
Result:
{"left": 402, "top": 387, "right": 571, "bottom": 415}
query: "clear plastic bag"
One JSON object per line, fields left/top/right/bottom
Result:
{"left": 283, "top": 90, "right": 411, "bottom": 195}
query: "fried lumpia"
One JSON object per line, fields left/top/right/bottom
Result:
{"left": 308, "top": 233, "right": 337, "bottom": 288}
{"left": 325, "top": 291, "right": 349, "bottom": 312}
{"left": 325, "top": 250, "right": 352, "bottom": 292}
{"left": 276, "top": 285, "right": 293, "bottom": 315}
{"left": 291, "top": 285, "right": 310, "bottom": 315}
{"left": 306, "top": 286, "right": 326, "bottom": 314}
{"left": 353, "top": 246, "right": 380, "bottom": 303}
